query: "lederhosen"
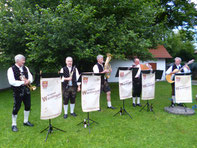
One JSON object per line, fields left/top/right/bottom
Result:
{"left": 132, "top": 66, "right": 142, "bottom": 97}
{"left": 171, "top": 64, "right": 184, "bottom": 96}
{"left": 62, "top": 66, "right": 77, "bottom": 105}
{"left": 96, "top": 63, "right": 111, "bottom": 93}
{"left": 11, "top": 65, "right": 31, "bottom": 115}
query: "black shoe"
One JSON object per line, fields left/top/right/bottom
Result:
{"left": 137, "top": 104, "right": 142, "bottom": 107}
{"left": 23, "top": 121, "right": 34, "bottom": 127}
{"left": 70, "top": 113, "right": 77, "bottom": 117}
{"left": 177, "top": 103, "right": 184, "bottom": 107}
{"left": 63, "top": 114, "right": 68, "bottom": 119}
{"left": 133, "top": 103, "right": 136, "bottom": 107}
{"left": 12, "top": 126, "right": 18, "bottom": 132}
{"left": 98, "top": 109, "right": 101, "bottom": 112}
{"left": 107, "top": 106, "right": 116, "bottom": 109}
{"left": 170, "top": 103, "right": 175, "bottom": 107}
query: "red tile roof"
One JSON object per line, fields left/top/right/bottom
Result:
{"left": 149, "top": 45, "right": 172, "bottom": 59}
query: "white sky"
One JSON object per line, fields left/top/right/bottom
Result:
{"left": 190, "top": 0, "right": 197, "bottom": 8}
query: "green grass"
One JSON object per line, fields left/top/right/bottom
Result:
{"left": 0, "top": 81, "right": 197, "bottom": 148}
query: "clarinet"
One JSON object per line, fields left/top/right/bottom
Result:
{"left": 68, "top": 66, "right": 76, "bottom": 86}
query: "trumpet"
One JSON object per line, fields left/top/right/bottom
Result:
{"left": 20, "top": 73, "right": 36, "bottom": 91}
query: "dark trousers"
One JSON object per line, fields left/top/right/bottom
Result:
{"left": 101, "top": 80, "right": 111, "bottom": 93}
{"left": 133, "top": 78, "right": 142, "bottom": 97}
{"left": 12, "top": 90, "right": 31, "bottom": 115}
{"left": 63, "top": 86, "right": 77, "bottom": 105}
{"left": 171, "top": 83, "right": 175, "bottom": 96}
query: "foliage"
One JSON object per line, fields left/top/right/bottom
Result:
{"left": 160, "top": 30, "right": 196, "bottom": 62}
{"left": 0, "top": 0, "right": 196, "bottom": 73}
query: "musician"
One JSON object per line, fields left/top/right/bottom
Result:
{"left": 93, "top": 55, "right": 115, "bottom": 109}
{"left": 166, "top": 57, "right": 191, "bottom": 106}
{"left": 7, "top": 54, "right": 34, "bottom": 132}
{"left": 132, "top": 58, "right": 142, "bottom": 107}
{"left": 60, "top": 57, "right": 80, "bottom": 119}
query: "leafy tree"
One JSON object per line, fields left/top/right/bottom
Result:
{"left": 161, "top": 30, "right": 196, "bottom": 62}
{"left": 0, "top": 0, "right": 196, "bottom": 74}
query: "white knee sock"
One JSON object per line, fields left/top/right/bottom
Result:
{"left": 133, "top": 97, "right": 136, "bottom": 104}
{"left": 107, "top": 101, "right": 112, "bottom": 107}
{"left": 64, "top": 105, "right": 68, "bottom": 114}
{"left": 137, "top": 97, "right": 140, "bottom": 104}
{"left": 172, "top": 96, "right": 175, "bottom": 103}
{"left": 12, "top": 114, "right": 17, "bottom": 126}
{"left": 24, "top": 111, "right": 30, "bottom": 123}
{"left": 70, "top": 104, "right": 75, "bottom": 114}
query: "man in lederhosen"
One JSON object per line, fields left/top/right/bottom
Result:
{"left": 7, "top": 54, "right": 34, "bottom": 132}
{"left": 166, "top": 57, "right": 190, "bottom": 106}
{"left": 132, "top": 58, "right": 142, "bottom": 107}
{"left": 60, "top": 57, "right": 80, "bottom": 119}
{"left": 93, "top": 55, "right": 115, "bottom": 109}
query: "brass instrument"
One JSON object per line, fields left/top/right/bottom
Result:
{"left": 20, "top": 73, "right": 36, "bottom": 91}
{"left": 104, "top": 53, "right": 112, "bottom": 79}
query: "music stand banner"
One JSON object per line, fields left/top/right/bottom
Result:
{"left": 175, "top": 75, "right": 192, "bottom": 103}
{"left": 119, "top": 70, "right": 133, "bottom": 100}
{"left": 40, "top": 77, "right": 62, "bottom": 120}
{"left": 81, "top": 75, "right": 101, "bottom": 112}
{"left": 142, "top": 73, "right": 155, "bottom": 100}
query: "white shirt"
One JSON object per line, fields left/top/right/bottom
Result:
{"left": 7, "top": 64, "right": 33, "bottom": 87}
{"left": 60, "top": 66, "right": 80, "bottom": 85}
{"left": 93, "top": 63, "right": 103, "bottom": 73}
{"left": 134, "top": 64, "right": 141, "bottom": 78}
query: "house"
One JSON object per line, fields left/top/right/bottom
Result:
{"left": 108, "top": 45, "right": 172, "bottom": 82}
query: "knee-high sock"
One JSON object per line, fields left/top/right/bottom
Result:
{"left": 12, "top": 114, "right": 17, "bottom": 126}
{"left": 172, "top": 96, "right": 175, "bottom": 103}
{"left": 137, "top": 97, "right": 140, "bottom": 104}
{"left": 64, "top": 105, "right": 68, "bottom": 114}
{"left": 133, "top": 97, "right": 136, "bottom": 104}
{"left": 24, "top": 110, "right": 30, "bottom": 123}
{"left": 70, "top": 104, "right": 75, "bottom": 114}
{"left": 107, "top": 101, "right": 112, "bottom": 107}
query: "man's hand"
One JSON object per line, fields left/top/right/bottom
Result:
{"left": 103, "top": 69, "right": 110, "bottom": 73}
{"left": 65, "top": 77, "right": 72, "bottom": 81}
{"left": 24, "top": 79, "right": 30, "bottom": 85}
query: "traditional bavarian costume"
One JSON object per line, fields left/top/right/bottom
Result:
{"left": 60, "top": 66, "right": 80, "bottom": 118}
{"left": 7, "top": 64, "right": 34, "bottom": 132}
{"left": 93, "top": 62, "right": 115, "bottom": 109}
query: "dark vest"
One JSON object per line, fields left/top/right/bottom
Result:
{"left": 96, "top": 63, "right": 104, "bottom": 72}
{"left": 172, "top": 64, "right": 184, "bottom": 80}
{"left": 96, "top": 63, "right": 105, "bottom": 84}
{"left": 62, "top": 66, "right": 77, "bottom": 88}
{"left": 172, "top": 64, "right": 184, "bottom": 72}
{"left": 11, "top": 65, "right": 29, "bottom": 93}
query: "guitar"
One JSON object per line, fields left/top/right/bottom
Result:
{"left": 166, "top": 59, "right": 194, "bottom": 83}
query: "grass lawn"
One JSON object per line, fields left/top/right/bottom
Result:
{"left": 0, "top": 81, "right": 197, "bottom": 148}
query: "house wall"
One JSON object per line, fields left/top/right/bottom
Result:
{"left": 108, "top": 59, "right": 166, "bottom": 82}
{"left": 0, "top": 65, "right": 10, "bottom": 90}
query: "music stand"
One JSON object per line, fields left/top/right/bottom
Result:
{"left": 77, "top": 72, "right": 103, "bottom": 133}
{"left": 40, "top": 72, "right": 66, "bottom": 141}
{"left": 113, "top": 67, "right": 134, "bottom": 119}
{"left": 139, "top": 70, "right": 158, "bottom": 113}
{"left": 174, "top": 73, "right": 192, "bottom": 111}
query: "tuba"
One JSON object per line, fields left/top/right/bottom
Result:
{"left": 104, "top": 53, "right": 112, "bottom": 79}
{"left": 20, "top": 73, "right": 37, "bottom": 91}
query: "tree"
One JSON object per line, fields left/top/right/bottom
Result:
{"left": 161, "top": 30, "right": 196, "bottom": 62}
{"left": 0, "top": 0, "right": 196, "bottom": 74}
